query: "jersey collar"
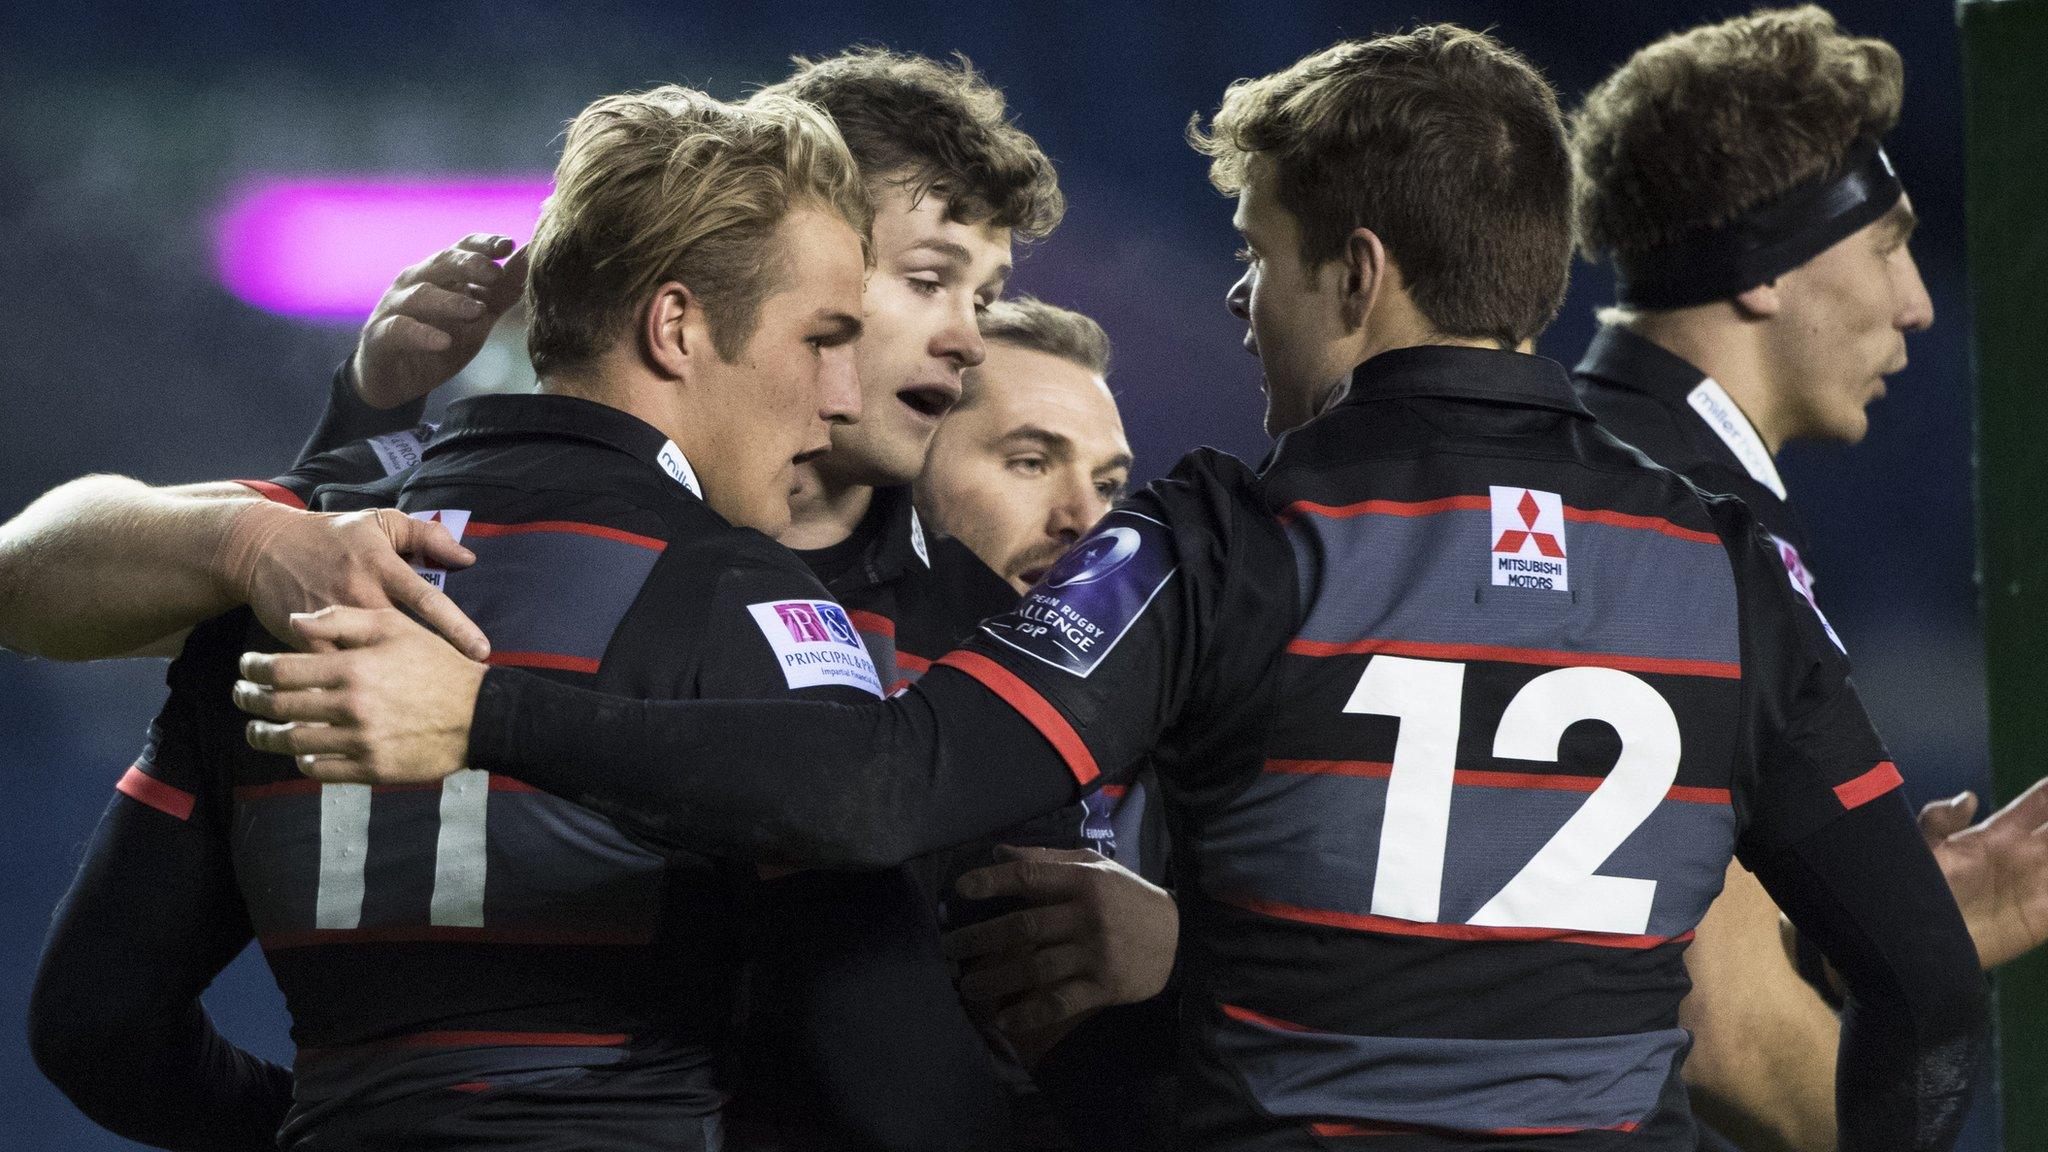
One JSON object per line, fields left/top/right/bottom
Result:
{"left": 425, "top": 393, "right": 705, "bottom": 501}
{"left": 1574, "top": 324, "right": 1787, "bottom": 500}
{"left": 1337, "top": 345, "right": 1591, "bottom": 418}
{"left": 794, "top": 483, "right": 932, "bottom": 598}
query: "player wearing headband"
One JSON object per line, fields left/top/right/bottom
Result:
{"left": 1569, "top": 10, "right": 2047, "bottom": 1149}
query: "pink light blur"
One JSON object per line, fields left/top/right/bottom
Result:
{"left": 212, "top": 177, "right": 552, "bottom": 320}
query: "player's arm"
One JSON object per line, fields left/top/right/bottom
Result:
{"left": 298, "top": 233, "right": 527, "bottom": 463}
{"left": 1742, "top": 795, "right": 1985, "bottom": 1151}
{"left": 1722, "top": 501, "right": 1988, "bottom": 1151}
{"left": 240, "top": 480, "right": 1239, "bottom": 868}
{"left": 29, "top": 645, "right": 291, "bottom": 1150}
{"left": 1680, "top": 861, "right": 1842, "bottom": 1152}
{"left": 0, "top": 234, "right": 520, "bottom": 663}
{"left": 0, "top": 477, "right": 484, "bottom": 661}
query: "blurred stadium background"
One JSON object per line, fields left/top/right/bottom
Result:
{"left": 0, "top": 2, "right": 1992, "bottom": 1146}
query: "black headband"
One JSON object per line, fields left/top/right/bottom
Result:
{"left": 1613, "top": 138, "right": 1903, "bottom": 310}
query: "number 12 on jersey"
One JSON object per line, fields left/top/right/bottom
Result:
{"left": 1347, "top": 655, "right": 1683, "bottom": 936}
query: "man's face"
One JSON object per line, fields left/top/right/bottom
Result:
{"left": 822, "top": 182, "right": 1013, "bottom": 486}
{"left": 1766, "top": 194, "right": 1933, "bottom": 444}
{"left": 1226, "top": 160, "right": 1355, "bottom": 437}
{"left": 692, "top": 205, "right": 865, "bottom": 536}
{"left": 916, "top": 341, "right": 1132, "bottom": 593}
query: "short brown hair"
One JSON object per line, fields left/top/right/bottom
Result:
{"left": 759, "top": 48, "right": 1063, "bottom": 241}
{"left": 1571, "top": 6, "right": 1903, "bottom": 271}
{"left": 526, "top": 86, "right": 870, "bottom": 374}
{"left": 979, "top": 296, "right": 1111, "bottom": 375}
{"left": 1189, "top": 25, "right": 1572, "bottom": 347}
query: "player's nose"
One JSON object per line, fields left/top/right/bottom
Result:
{"left": 1893, "top": 247, "right": 1934, "bottom": 334}
{"left": 1226, "top": 268, "right": 1252, "bottom": 321}
{"left": 821, "top": 348, "right": 862, "bottom": 425}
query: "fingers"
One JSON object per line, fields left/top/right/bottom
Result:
{"left": 246, "top": 718, "right": 359, "bottom": 758}
{"left": 233, "top": 680, "right": 351, "bottom": 724}
{"left": 997, "top": 978, "right": 1099, "bottom": 1035}
{"left": 393, "top": 281, "right": 488, "bottom": 329}
{"left": 384, "top": 512, "right": 477, "bottom": 570}
{"left": 958, "top": 942, "right": 1088, "bottom": 1004}
{"left": 456, "top": 233, "right": 517, "bottom": 259}
{"left": 954, "top": 855, "right": 1092, "bottom": 903}
{"left": 943, "top": 902, "right": 1084, "bottom": 963}
{"left": 288, "top": 605, "right": 405, "bottom": 651}
{"left": 1920, "top": 792, "right": 1980, "bottom": 842}
{"left": 295, "top": 755, "right": 376, "bottom": 785}
{"left": 1992, "top": 776, "right": 2048, "bottom": 832}
{"left": 486, "top": 245, "right": 531, "bottom": 311}
{"left": 381, "top": 569, "right": 491, "bottom": 662}
{"left": 993, "top": 844, "right": 1108, "bottom": 865}
{"left": 239, "top": 649, "right": 348, "bottom": 690}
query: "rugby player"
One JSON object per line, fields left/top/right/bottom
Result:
{"left": 1568, "top": 9, "right": 2048, "bottom": 1148}
{"left": 32, "top": 86, "right": 1007, "bottom": 1150}
{"left": 919, "top": 297, "right": 1180, "bottom": 1149}
{"left": 243, "top": 26, "right": 1990, "bottom": 1150}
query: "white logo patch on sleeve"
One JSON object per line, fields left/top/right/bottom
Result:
{"left": 407, "top": 509, "right": 471, "bottom": 589}
{"left": 747, "top": 600, "right": 885, "bottom": 697}
{"left": 1489, "top": 486, "right": 1569, "bottom": 592}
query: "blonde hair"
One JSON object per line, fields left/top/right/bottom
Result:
{"left": 526, "top": 85, "right": 872, "bottom": 372}
{"left": 1189, "top": 25, "right": 1572, "bottom": 348}
{"left": 1571, "top": 6, "right": 1904, "bottom": 269}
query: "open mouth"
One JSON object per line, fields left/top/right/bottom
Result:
{"left": 1017, "top": 566, "right": 1051, "bottom": 587}
{"left": 897, "top": 382, "right": 959, "bottom": 420}
{"left": 792, "top": 445, "right": 831, "bottom": 467}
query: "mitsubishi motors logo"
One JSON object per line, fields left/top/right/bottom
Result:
{"left": 1489, "top": 486, "right": 1569, "bottom": 591}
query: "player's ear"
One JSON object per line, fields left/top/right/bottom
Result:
{"left": 1732, "top": 279, "right": 1782, "bottom": 321}
{"left": 642, "top": 280, "right": 706, "bottom": 380}
{"left": 1340, "top": 226, "right": 1388, "bottom": 331}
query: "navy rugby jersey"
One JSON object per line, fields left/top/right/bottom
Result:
{"left": 1574, "top": 325, "right": 1841, "bottom": 649}
{"left": 119, "top": 394, "right": 904, "bottom": 1149}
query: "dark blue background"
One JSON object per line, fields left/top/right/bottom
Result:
{"left": 0, "top": 2, "right": 1992, "bottom": 1146}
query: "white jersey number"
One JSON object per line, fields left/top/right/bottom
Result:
{"left": 1347, "top": 655, "right": 1680, "bottom": 935}
{"left": 314, "top": 770, "right": 490, "bottom": 929}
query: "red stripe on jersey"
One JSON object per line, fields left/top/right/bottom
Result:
{"left": 1666, "top": 785, "right": 1734, "bottom": 805}
{"left": 116, "top": 765, "right": 195, "bottom": 821}
{"left": 895, "top": 650, "right": 933, "bottom": 674}
{"left": 300, "top": 1030, "right": 630, "bottom": 1061}
{"left": 1311, "top": 1120, "right": 1639, "bottom": 1138}
{"left": 936, "top": 651, "right": 1100, "bottom": 786}
{"left": 1219, "top": 1002, "right": 1316, "bottom": 1032}
{"left": 462, "top": 520, "right": 666, "bottom": 552}
{"left": 1834, "top": 761, "right": 1904, "bottom": 810}
{"left": 1099, "top": 784, "right": 1129, "bottom": 799}
{"left": 1267, "top": 760, "right": 1730, "bottom": 804}
{"left": 1280, "top": 494, "right": 1717, "bottom": 546}
{"left": 487, "top": 651, "right": 602, "bottom": 674}
{"left": 1560, "top": 506, "right": 1719, "bottom": 545}
{"left": 235, "top": 776, "right": 548, "bottom": 801}
{"left": 846, "top": 609, "right": 896, "bottom": 639}
{"left": 449, "top": 1081, "right": 493, "bottom": 1094}
{"left": 1265, "top": 759, "right": 1395, "bottom": 779}
{"left": 1223, "top": 893, "right": 1691, "bottom": 950}
{"left": 260, "top": 926, "right": 654, "bottom": 950}
{"left": 1284, "top": 637, "right": 1740, "bottom": 680}
{"left": 232, "top": 479, "right": 307, "bottom": 509}
{"left": 1281, "top": 495, "right": 1488, "bottom": 520}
